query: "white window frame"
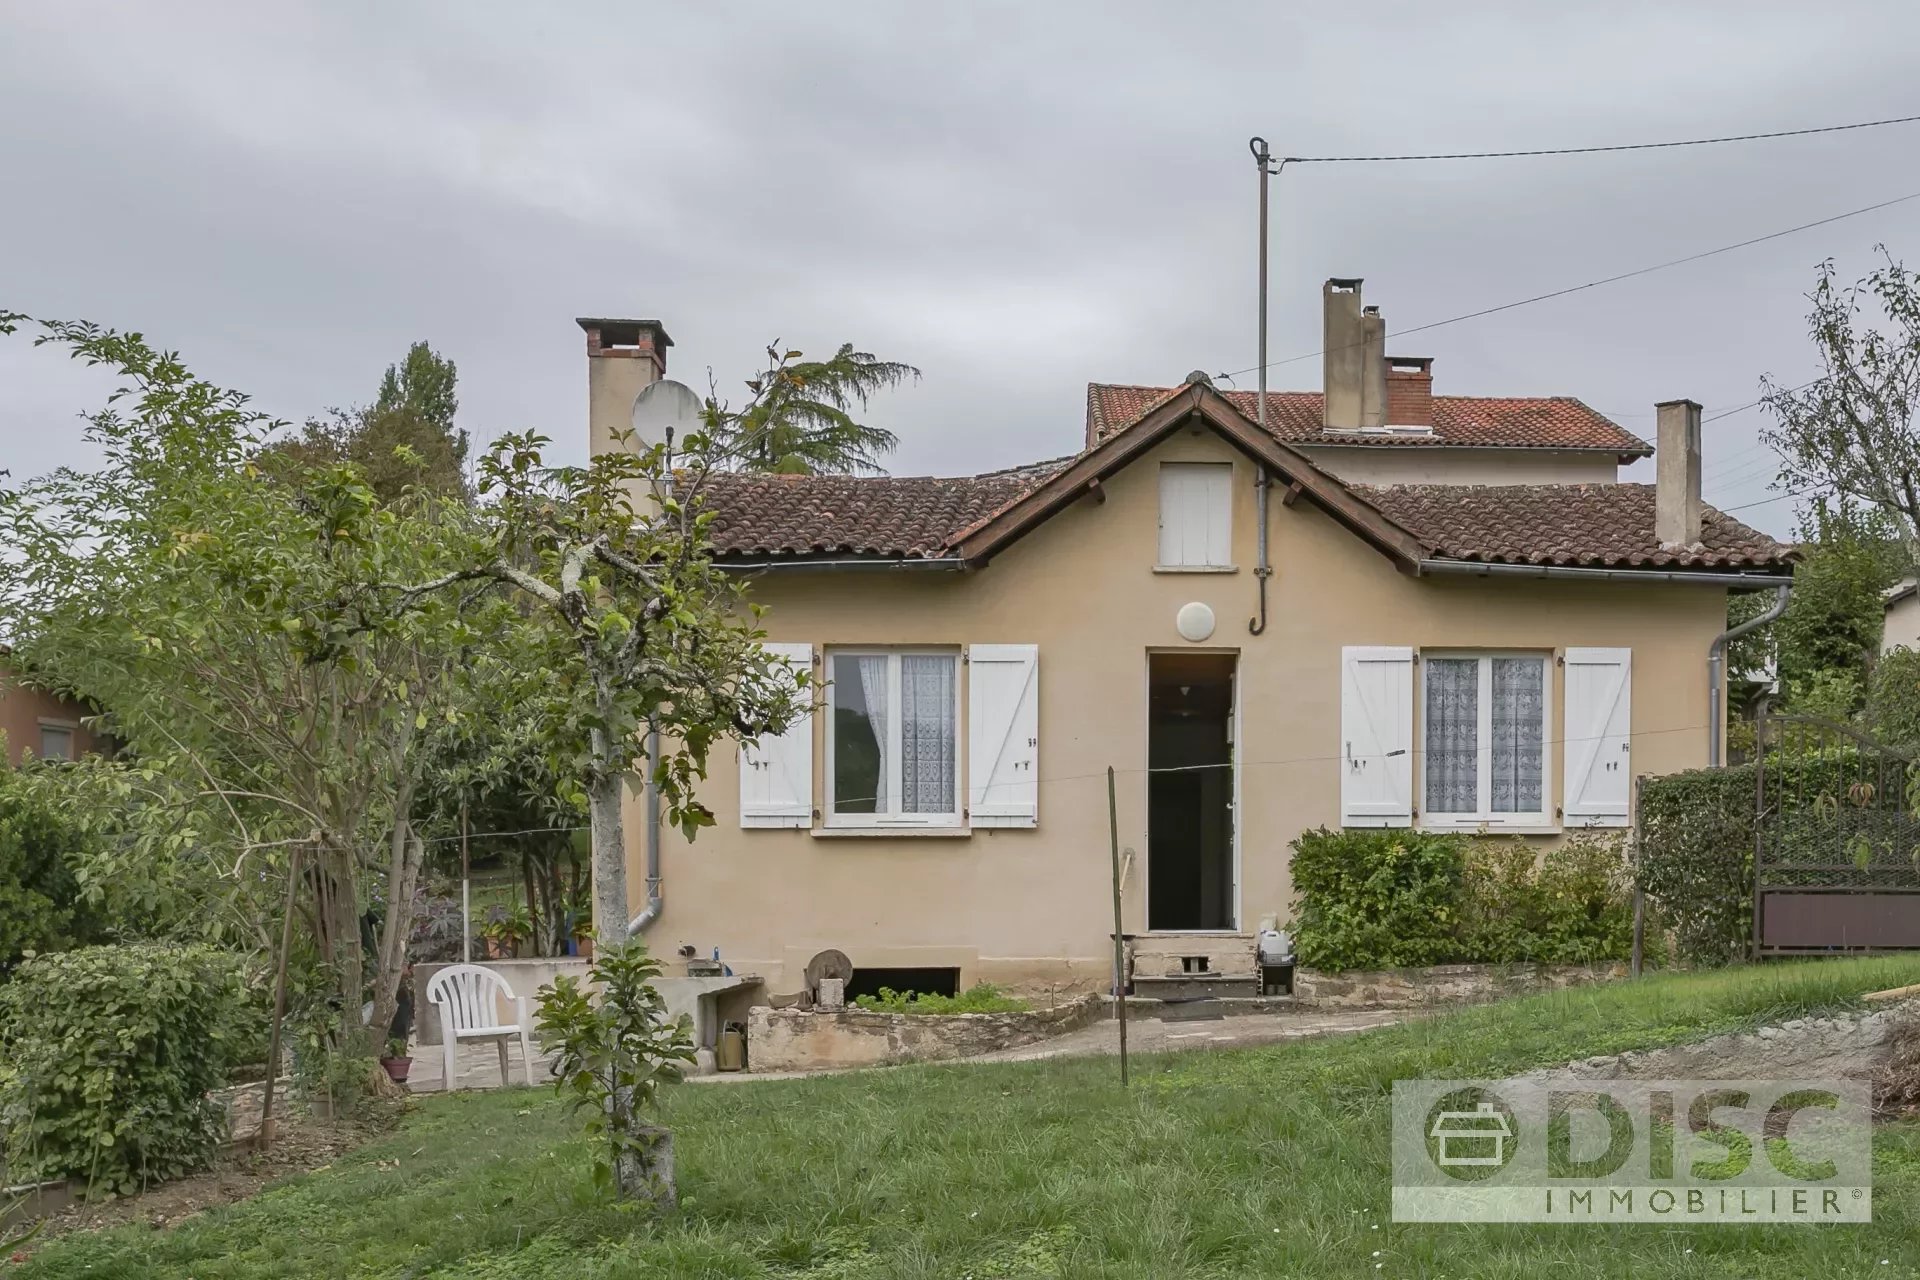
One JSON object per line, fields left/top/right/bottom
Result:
{"left": 824, "top": 647, "right": 963, "bottom": 829}
{"left": 1418, "top": 651, "right": 1555, "bottom": 832}
{"left": 1156, "top": 461, "right": 1233, "bottom": 570}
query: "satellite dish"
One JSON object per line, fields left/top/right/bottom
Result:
{"left": 630, "top": 378, "right": 704, "bottom": 447}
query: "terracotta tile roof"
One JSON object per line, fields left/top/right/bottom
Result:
{"left": 698, "top": 467, "right": 1065, "bottom": 559}
{"left": 1354, "top": 483, "right": 1793, "bottom": 570}
{"left": 1088, "top": 383, "right": 1651, "bottom": 456}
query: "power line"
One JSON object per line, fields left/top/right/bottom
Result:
{"left": 1280, "top": 113, "right": 1920, "bottom": 164}
{"left": 1219, "top": 195, "right": 1920, "bottom": 382}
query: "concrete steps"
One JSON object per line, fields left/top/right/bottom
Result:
{"left": 1127, "top": 931, "right": 1257, "bottom": 982}
{"left": 1130, "top": 973, "right": 1260, "bottom": 1002}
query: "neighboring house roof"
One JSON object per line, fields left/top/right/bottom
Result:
{"left": 700, "top": 379, "right": 1791, "bottom": 576}
{"left": 1885, "top": 578, "right": 1917, "bottom": 609}
{"left": 1086, "top": 383, "right": 1652, "bottom": 457}
{"left": 1353, "top": 483, "right": 1787, "bottom": 571}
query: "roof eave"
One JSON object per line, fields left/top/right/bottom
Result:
{"left": 1417, "top": 558, "right": 1796, "bottom": 589}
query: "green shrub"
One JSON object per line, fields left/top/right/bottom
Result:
{"left": 1288, "top": 828, "right": 1466, "bottom": 970}
{"left": 0, "top": 943, "right": 247, "bottom": 1193}
{"left": 852, "top": 983, "right": 1030, "bottom": 1015}
{"left": 1460, "top": 833, "right": 1635, "bottom": 964}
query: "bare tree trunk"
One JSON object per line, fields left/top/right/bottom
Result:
{"left": 369, "top": 816, "right": 424, "bottom": 1046}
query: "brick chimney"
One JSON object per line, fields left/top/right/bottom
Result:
{"left": 1385, "top": 356, "right": 1434, "bottom": 428}
{"left": 1323, "top": 279, "right": 1387, "bottom": 431}
{"left": 1655, "top": 398, "right": 1703, "bottom": 547}
{"left": 577, "top": 318, "right": 673, "bottom": 458}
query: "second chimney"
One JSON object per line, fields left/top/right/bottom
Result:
{"left": 1655, "top": 398, "right": 1703, "bottom": 547}
{"left": 1385, "top": 356, "right": 1434, "bottom": 428}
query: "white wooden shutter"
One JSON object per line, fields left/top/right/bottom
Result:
{"left": 1564, "top": 647, "right": 1631, "bottom": 826}
{"left": 739, "top": 641, "right": 814, "bottom": 828}
{"left": 1157, "top": 463, "right": 1231, "bottom": 567}
{"left": 1340, "top": 646, "right": 1413, "bottom": 827}
{"left": 967, "top": 644, "right": 1039, "bottom": 827}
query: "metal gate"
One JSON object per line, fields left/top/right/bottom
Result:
{"left": 1753, "top": 710, "right": 1920, "bottom": 956}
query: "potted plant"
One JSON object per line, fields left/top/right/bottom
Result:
{"left": 379, "top": 1036, "right": 413, "bottom": 1084}
{"left": 480, "top": 903, "right": 532, "bottom": 959}
{"left": 572, "top": 920, "right": 594, "bottom": 962}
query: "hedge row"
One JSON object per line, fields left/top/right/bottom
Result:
{"left": 0, "top": 943, "right": 247, "bottom": 1194}
{"left": 1288, "top": 828, "right": 1633, "bottom": 971}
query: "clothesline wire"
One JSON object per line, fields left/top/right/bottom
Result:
{"left": 425, "top": 720, "right": 1713, "bottom": 832}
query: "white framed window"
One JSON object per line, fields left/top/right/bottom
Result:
{"left": 1157, "top": 462, "right": 1232, "bottom": 568}
{"left": 826, "top": 648, "right": 961, "bottom": 828}
{"left": 1420, "top": 652, "right": 1553, "bottom": 829}
{"left": 36, "top": 721, "right": 74, "bottom": 762}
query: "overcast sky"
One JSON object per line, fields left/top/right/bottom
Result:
{"left": 4, "top": 3, "right": 1918, "bottom": 536}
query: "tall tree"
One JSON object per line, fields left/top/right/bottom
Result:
{"left": 719, "top": 342, "right": 918, "bottom": 474}
{"left": 0, "top": 312, "right": 494, "bottom": 1057}
{"left": 271, "top": 340, "right": 469, "bottom": 502}
{"left": 1763, "top": 250, "right": 1920, "bottom": 569}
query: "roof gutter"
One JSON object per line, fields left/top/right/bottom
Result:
{"left": 1416, "top": 558, "right": 1794, "bottom": 590}
{"left": 716, "top": 556, "right": 967, "bottom": 573}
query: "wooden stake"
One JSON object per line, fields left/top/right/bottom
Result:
{"left": 258, "top": 841, "right": 303, "bottom": 1152}
{"left": 1630, "top": 773, "right": 1645, "bottom": 978}
{"left": 1108, "top": 765, "right": 1129, "bottom": 1087}
{"left": 461, "top": 799, "right": 472, "bottom": 964}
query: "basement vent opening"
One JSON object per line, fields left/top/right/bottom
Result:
{"left": 1181, "top": 956, "right": 1211, "bottom": 974}
{"left": 846, "top": 966, "right": 961, "bottom": 1002}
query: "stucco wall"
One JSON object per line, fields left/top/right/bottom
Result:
{"left": 1293, "top": 445, "right": 1618, "bottom": 486}
{"left": 0, "top": 670, "right": 107, "bottom": 765}
{"left": 1884, "top": 587, "right": 1920, "bottom": 655}
{"left": 630, "top": 428, "right": 1726, "bottom": 990}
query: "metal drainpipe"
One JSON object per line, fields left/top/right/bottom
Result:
{"left": 1708, "top": 583, "right": 1791, "bottom": 767}
{"left": 629, "top": 717, "right": 664, "bottom": 934}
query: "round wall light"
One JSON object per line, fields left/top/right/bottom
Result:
{"left": 1175, "top": 601, "right": 1216, "bottom": 643}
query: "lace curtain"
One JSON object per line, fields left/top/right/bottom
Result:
{"left": 900, "top": 655, "right": 956, "bottom": 813}
{"left": 1424, "top": 658, "right": 1479, "bottom": 813}
{"left": 855, "top": 655, "right": 890, "bottom": 812}
{"left": 1491, "top": 657, "right": 1544, "bottom": 814}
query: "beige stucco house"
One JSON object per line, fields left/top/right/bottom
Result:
{"left": 577, "top": 281, "right": 1795, "bottom": 998}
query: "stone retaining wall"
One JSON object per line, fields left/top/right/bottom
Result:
{"left": 746, "top": 995, "right": 1102, "bottom": 1073}
{"left": 1294, "top": 961, "right": 1628, "bottom": 1009}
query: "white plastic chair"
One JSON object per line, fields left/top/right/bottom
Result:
{"left": 425, "top": 964, "right": 536, "bottom": 1092}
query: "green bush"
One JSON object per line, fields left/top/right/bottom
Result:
{"left": 1290, "top": 828, "right": 1637, "bottom": 971}
{"left": 0, "top": 943, "right": 247, "bottom": 1193}
{"left": 1288, "top": 828, "right": 1466, "bottom": 970}
{"left": 1460, "top": 834, "right": 1635, "bottom": 964}
{"left": 852, "top": 983, "right": 1031, "bottom": 1015}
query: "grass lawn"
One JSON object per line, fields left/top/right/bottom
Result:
{"left": 15, "top": 956, "right": 1920, "bottom": 1279}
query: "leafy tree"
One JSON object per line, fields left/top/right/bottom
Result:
{"left": 0, "top": 766, "right": 105, "bottom": 972}
{"left": 1867, "top": 645, "right": 1920, "bottom": 749}
{"left": 1762, "top": 250, "right": 1920, "bottom": 568}
{"left": 719, "top": 342, "right": 917, "bottom": 474}
{"left": 1725, "top": 497, "right": 1902, "bottom": 723}
{"left": 376, "top": 340, "right": 459, "bottom": 434}
{"left": 0, "top": 313, "right": 496, "bottom": 1060}
{"left": 271, "top": 340, "right": 469, "bottom": 502}
{"left": 390, "top": 404, "right": 807, "bottom": 953}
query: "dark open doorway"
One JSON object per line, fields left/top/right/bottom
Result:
{"left": 1147, "top": 652, "right": 1236, "bottom": 931}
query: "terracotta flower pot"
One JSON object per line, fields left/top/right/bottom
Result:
{"left": 379, "top": 1056, "right": 413, "bottom": 1084}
